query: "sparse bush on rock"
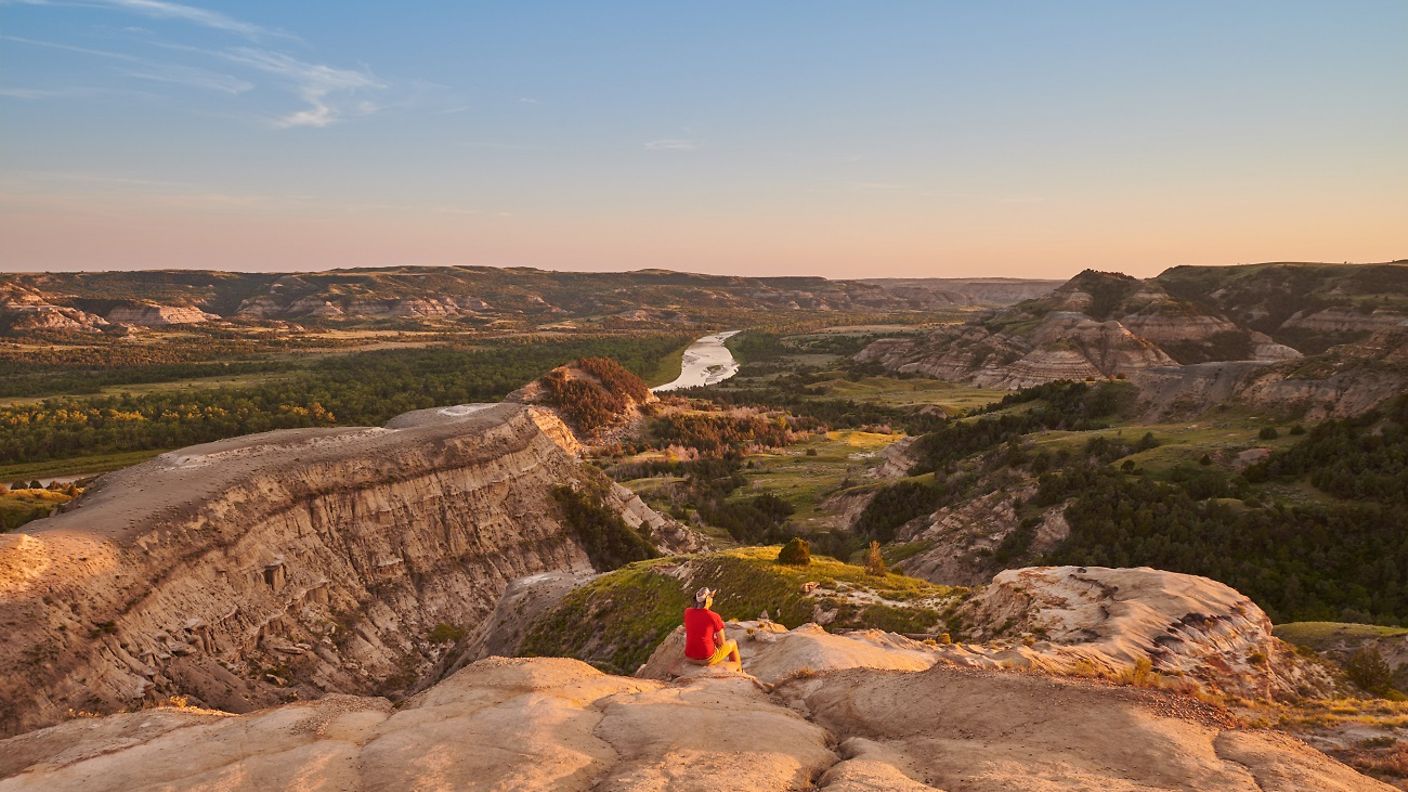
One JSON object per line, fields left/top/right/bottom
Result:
{"left": 777, "top": 537, "right": 811, "bottom": 566}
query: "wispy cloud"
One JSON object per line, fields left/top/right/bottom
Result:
{"left": 2, "top": 33, "right": 145, "bottom": 61}
{"left": 644, "top": 138, "right": 698, "bottom": 152}
{"left": 0, "top": 86, "right": 83, "bottom": 99}
{"left": 2, "top": 0, "right": 286, "bottom": 40}
{"left": 121, "top": 64, "right": 251, "bottom": 94}
{"left": 221, "top": 47, "right": 384, "bottom": 128}
{"left": 2, "top": 34, "right": 251, "bottom": 94}
{"left": 4, "top": 7, "right": 389, "bottom": 129}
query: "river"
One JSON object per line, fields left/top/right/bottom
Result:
{"left": 651, "top": 330, "right": 742, "bottom": 392}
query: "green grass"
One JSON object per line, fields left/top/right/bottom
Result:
{"left": 519, "top": 546, "right": 966, "bottom": 674}
{"left": 810, "top": 376, "right": 1006, "bottom": 413}
{"left": 641, "top": 339, "right": 694, "bottom": 388}
{"left": 737, "top": 430, "right": 903, "bottom": 530}
{"left": 1024, "top": 411, "right": 1302, "bottom": 476}
{"left": 882, "top": 539, "right": 936, "bottom": 566}
{"left": 1274, "top": 622, "right": 1408, "bottom": 651}
{"left": 0, "top": 488, "right": 72, "bottom": 531}
{"left": 0, "top": 449, "right": 165, "bottom": 483}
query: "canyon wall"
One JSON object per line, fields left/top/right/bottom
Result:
{"left": 0, "top": 402, "right": 689, "bottom": 737}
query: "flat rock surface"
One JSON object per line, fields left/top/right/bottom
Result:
{"left": 1, "top": 647, "right": 1387, "bottom": 791}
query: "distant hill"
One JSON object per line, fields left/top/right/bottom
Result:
{"left": 0, "top": 266, "right": 1056, "bottom": 336}
{"left": 857, "top": 261, "right": 1408, "bottom": 416}
{"left": 1156, "top": 261, "right": 1408, "bottom": 353}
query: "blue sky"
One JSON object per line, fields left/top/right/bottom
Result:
{"left": 1, "top": 1, "right": 1405, "bottom": 277}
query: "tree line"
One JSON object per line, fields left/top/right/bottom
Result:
{"left": 0, "top": 334, "right": 690, "bottom": 466}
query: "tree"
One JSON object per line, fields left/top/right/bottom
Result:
{"left": 1345, "top": 646, "right": 1395, "bottom": 696}
{"left": 865, "top": 540, "right": 887, "bottom": 576}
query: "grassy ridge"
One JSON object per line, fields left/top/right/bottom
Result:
{"left": 519, "top": 547, "right": 965, "bottom": 674}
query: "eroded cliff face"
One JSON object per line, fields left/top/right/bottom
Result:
{"left": 855, "top": 310, "right": 1181, "bottom": 390}
{"left": 0, "top": 402, "right": 692, "bottom": 737}
{"left": 1133, "top": 329, "right": 1408, "bottom": 419}
{"left": 103, "top": 303, "right": 217, "bottom": 326}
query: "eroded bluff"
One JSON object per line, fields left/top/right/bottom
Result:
{"left": 0, "top": 402, "right": 693, "bottom": 737}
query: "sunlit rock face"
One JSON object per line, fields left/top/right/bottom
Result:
{"left": 104, "top": 303, "right": 217, "bottom": 326}
{"left": 0, "top": 624, "right": 1385, "bottom": 791}
{"left": 0, "top": 402, "right": 693, "bottom": 737}
{"left": 942, "top": 565, "right": 1338, "bottom": 701}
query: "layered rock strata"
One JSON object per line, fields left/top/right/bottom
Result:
{"left": 0, "top": 402, "right": 690, "bottom": 737}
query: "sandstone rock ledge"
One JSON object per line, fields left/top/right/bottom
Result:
{"left": 0, "top": 644, "right": 1387, "bottom": 791}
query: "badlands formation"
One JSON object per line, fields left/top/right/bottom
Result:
{"left": 0, "top": 393, "right": 1390, "bottom": 789}
{"left": 857, "top": 266, "right": 1408, "bottom": 417}
{"left": 0, "top": 401, "right": 693, "bottom": 737}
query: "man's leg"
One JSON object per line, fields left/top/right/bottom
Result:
{"left": 709, "top": 639, "right": 740, "bottom": 666}
{"left": 724, "top": 639, "right": 740, "bottom": 664}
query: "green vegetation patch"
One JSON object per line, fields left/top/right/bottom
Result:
{"left": 737, "top": 430, "right": 903, "bottom": 529}
{"left": 519, "top": 547, "right": 966, "bottom": 674}
{"left": 551, "top": 477, "right": 658, "bottom": 571}
{"left": 0, "top": 333, "right": 690, "bottom": 469}
{"left": 0, "top": 487, "right": 73, "bottom": 532}
{"left": 807, "top": 377, "right": 1005, "bottom": 412}
{"left": 1274, "top": 622, "right": 1408, "bottom": 652}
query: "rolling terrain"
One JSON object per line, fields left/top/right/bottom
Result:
{"left": 0, "top": 266, "right": 1054, "bottom": 334}
{"left": 857, "top": 261, "right": 1408, "bottom": 418}
{"left": 4, "top": 262, "right": 1408, "bottom": 789}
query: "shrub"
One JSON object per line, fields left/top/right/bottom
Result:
{"left": 1290, "top": 424, "right": 1306, "bottom": 436}
{"left": 1199, "top": 454, "right": 1213, "bottom": 466}
{"left": 1259, "top": 426, "right": 1280, "bottom": 440}
{"left": 1346, "top": 646, "right": 1396, "bottom": 696}
{"left": 1120, "top": 656, "right": 1156, "bottom": 687}
{"left": 428, "top": 623, "right": 465, "bottom": 644}
{"left": 992, "top": 517, "right": 1040, "bottom": 564}
{"left": 777, "top": 537, "right": 811, "bottom": 566}
{"left": 864, "top": 540, "right": 887, "bottom": 576}
{"left": 853, "top": 480, "right": 941, "bottom": 543}
{"left": 551, "top": 483, "right": 658, "bottom": 570}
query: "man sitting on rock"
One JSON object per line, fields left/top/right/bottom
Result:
{"left": 683, "top": 586, "right": 741, "bottom": 668}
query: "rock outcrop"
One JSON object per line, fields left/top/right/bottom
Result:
{"left": 507, "top": 357, "right": 658, "bottom": 443}
{"left": 1134, "top": 329, "right": 1408, "bottom": 419}
{"left": 858, "top": 267, "right": 1408, "bottom": 419}
{"left": 0, "top": 402, "right": 694, "bottom": 737}
{"left": 103, "top": 302, "right": 217, "bottom": 326}
{"left": 893, "top": 479, "right": 1070, "bottom": 586}
{"left": 0, "top": 632, "right": 1386, "bottom": 791}
{"left": 0, "top": 284, "right": 109, "bottom": 334}
{"left": 854, "top": 271, "right": 1249, "bottom": 390}
{"left": 942, "top": 566, "right": 1337, "bottom": 700}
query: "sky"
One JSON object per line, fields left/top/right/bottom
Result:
{"left": 1, "top": 1, "right": 1405, "bottom": 279}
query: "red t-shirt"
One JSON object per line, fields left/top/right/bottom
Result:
{"left": 683, "top": 607, "right": 725, "bottom": 659}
